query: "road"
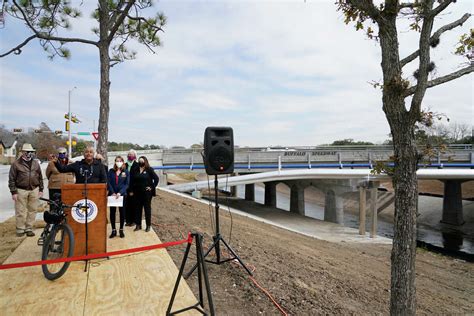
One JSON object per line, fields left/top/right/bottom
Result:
{"left": 0, "top": 163, "right": 49, "bottom": 222}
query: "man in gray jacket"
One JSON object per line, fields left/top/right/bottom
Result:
{"left": 8, "top": 143, "right": 44, "bottom": 237}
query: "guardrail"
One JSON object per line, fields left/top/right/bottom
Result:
{"left": 153, "top": 162, "right": 474, "bottom": 171}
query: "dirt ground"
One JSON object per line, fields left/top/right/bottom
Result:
{"left": 381, "top": 179, "right": 474, "bottom": 199}
{"left": 1, "top": 181, "right": 473, "bottom": 315}
{"left": 150, "top": 190, "right": 473, "bottom": 315}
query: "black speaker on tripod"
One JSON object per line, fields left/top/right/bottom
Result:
{"left": 203, "top": 127, "right": 234, "bottom": 175}
{"left": 185, "top": 126, "right": 253, "bottom": 279}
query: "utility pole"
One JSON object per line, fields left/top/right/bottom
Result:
{"left": 68, "top": 87, "right": 77, "bottom": 157}
{"left": 93, "top": 120, "right": 97, "bottom": 152}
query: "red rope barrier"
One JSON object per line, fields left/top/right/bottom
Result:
{"left": 0, "top": 233, "right": 193, "bottom": 271}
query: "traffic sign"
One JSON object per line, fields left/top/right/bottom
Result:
{"left": 77, "top": 132, "right": 90, "bottom": 136}
{"left": 34, "top": 129, "right": 42, "bottom": 133}
{"left": 12, "top": 128, "right": 23, "bottom": 133}
{"left": 92, "top": 132, "right": 99, "bottom": 140}
{"left": 55, "top": 130, "right": 63, "bottom": 135}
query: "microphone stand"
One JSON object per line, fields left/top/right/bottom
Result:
{"left": 81, "top": 168, "right": 92, "bottom": 272}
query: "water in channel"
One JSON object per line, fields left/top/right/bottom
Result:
{"left": 229, "top": 183, "right": 473, "bottom": 260}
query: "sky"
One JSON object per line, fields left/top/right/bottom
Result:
{"left": 0, "top": 0, "right": 472, "bottom": 148}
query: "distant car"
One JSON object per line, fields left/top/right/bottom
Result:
{"left": 264, "top": 147, "right": 296, "bottom": 152}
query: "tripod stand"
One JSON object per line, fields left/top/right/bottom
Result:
{"left": 185, "top": 175, "right": 252, "bottom": 279}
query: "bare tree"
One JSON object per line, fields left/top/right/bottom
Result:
{"left": 1, "top": 0, "right": 166, "bottom": 162}
{"left": 449, "top": 122, "right": 471, "bottom": 142}
{"left": 337, "top": 1, "right": 472, "bottom": 314}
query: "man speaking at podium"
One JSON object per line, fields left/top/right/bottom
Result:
{"left": 54, "top": 146, "right": 107, "bottom": 183}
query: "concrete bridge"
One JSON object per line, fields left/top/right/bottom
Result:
{"left": 166, "top": 169, "right": 473, "bottom": 235}
{"left": 108, "top": 145, "right": 473, "bottom": 234}
{"left": 109, "top": 144, "right": 473, "bottom": 174}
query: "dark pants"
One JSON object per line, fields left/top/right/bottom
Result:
{"left": 135, "top": 191, "right": 153, "bottom": 227}
{"left": 110, "top": 206, "right": 125, "bottom": 230}
{"left": 48, "top": 189, "right": 61, "bottom": 201}
{"left": 125, "top": 195, "right": 135, "bottom": 225}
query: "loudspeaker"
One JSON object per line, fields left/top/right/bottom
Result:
{"left": 203, "top": 127, "right": 234, "bottom": 175}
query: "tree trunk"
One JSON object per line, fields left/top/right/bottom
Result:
{"left": 97, "top": 0, "right": 110, "bottom": 163}
{"left": 389, "top": 116, "right": 418, "bottom": 315}
{"left": 97, "top": 43, "right": 110, "bottom": 163}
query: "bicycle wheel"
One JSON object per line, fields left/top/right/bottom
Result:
{"left": 41, "top": 223, "right": 75, "bottom": 280}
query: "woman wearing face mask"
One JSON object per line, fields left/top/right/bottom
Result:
{"left": 46, "top": 147, "right": 75, "bottom": 201}
{"left": 130, "top": 156, "right": 159, "bottom": 232}
{"left": 107, "top": 156, "right": 129, "bottom": 238}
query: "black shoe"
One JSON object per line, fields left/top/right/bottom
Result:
{"left": 109, "top": 230, "right": 117, "bottom": 238}
{"left": 145, "top": 226, "right": 151, "bottom": 232}
{"left": 119, "top": 229, "right": 125, "bottom": 238}
{"left": 134, "top": 225, "right": 141, "bottom": 231}
{"left": 26, "top": 231, "right": 35, "bottom": 237}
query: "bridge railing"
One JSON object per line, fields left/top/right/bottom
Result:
{"left": 108, "top": 144, "right": 473, "bottom": 169}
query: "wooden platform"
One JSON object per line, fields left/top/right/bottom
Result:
{"left": 0, "top": 222, "right": 200, "bottom": 315}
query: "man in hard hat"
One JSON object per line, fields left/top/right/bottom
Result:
{"left": 8, "top": 143, "right": 44, "bottom": 237}
{"left": 46, "top": 147, "right": 75, "bottom": 200}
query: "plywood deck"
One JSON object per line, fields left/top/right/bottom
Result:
{"left": 0, "top": 222, "right": 199, "bottom": 315}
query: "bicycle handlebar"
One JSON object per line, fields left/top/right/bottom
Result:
{"left": 39, "top": 197, "right": 75, "bottom": 209}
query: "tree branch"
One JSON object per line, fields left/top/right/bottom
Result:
{"left": 399, "top": 2, "right": 422, "bottom": 10}
{"left": 401, "top": 13, "right": 471, "bottom": 67}
{"left": 107, "top": 0, "right": 136, "bottom": 43}
{"left": 405, "top": 65, "right": 474, "bottom": 96}
{"left": 346, "top": 0, "right": 381, "bottom": 21}
{"left": 432, "top": 0, "right": 456, "bottom": 17}
{"left": 108, "top": 0, "right": 126, "bottom": 29}
{"left": 409, "top": 0, "right": 435, "bottom": 121}
{"left": 12, "top": 0, "right": 98, "bottom": 46}
{"left": 0, "top": 35, "right": 37, "bottom": 57}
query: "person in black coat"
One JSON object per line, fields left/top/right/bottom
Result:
{"left": 130, "top": 156, "right": 159, "bottom": 232}
{"left": 54, "top": 146, "right": 107, "bottom": 184}
{"left": 124, "top": 149, "right": 139, "bottom": 226}
{"left": 107, "top": 156, "right": 129, "bottom": 238}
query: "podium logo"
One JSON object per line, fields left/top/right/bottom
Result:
{"left": 71, "top": 199, "right": 98, "bottom": 224}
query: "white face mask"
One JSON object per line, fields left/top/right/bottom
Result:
{"left": 116, "top": 161, "right": 124, "bottom": 168}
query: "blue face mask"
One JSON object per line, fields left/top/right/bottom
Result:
{"left": 58, "top": 153, "right": 67, "bottom": 159}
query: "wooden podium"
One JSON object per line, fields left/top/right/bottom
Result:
{"left": 61, "top": 183, "right": 107, "bottom": 256}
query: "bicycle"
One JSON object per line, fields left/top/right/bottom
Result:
{"left": 38, "top": 197, "right": 76, "bottom": 280}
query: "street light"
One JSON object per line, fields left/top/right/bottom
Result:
{"left": 68, "top": 86, "right": 77, "bottom": 157}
